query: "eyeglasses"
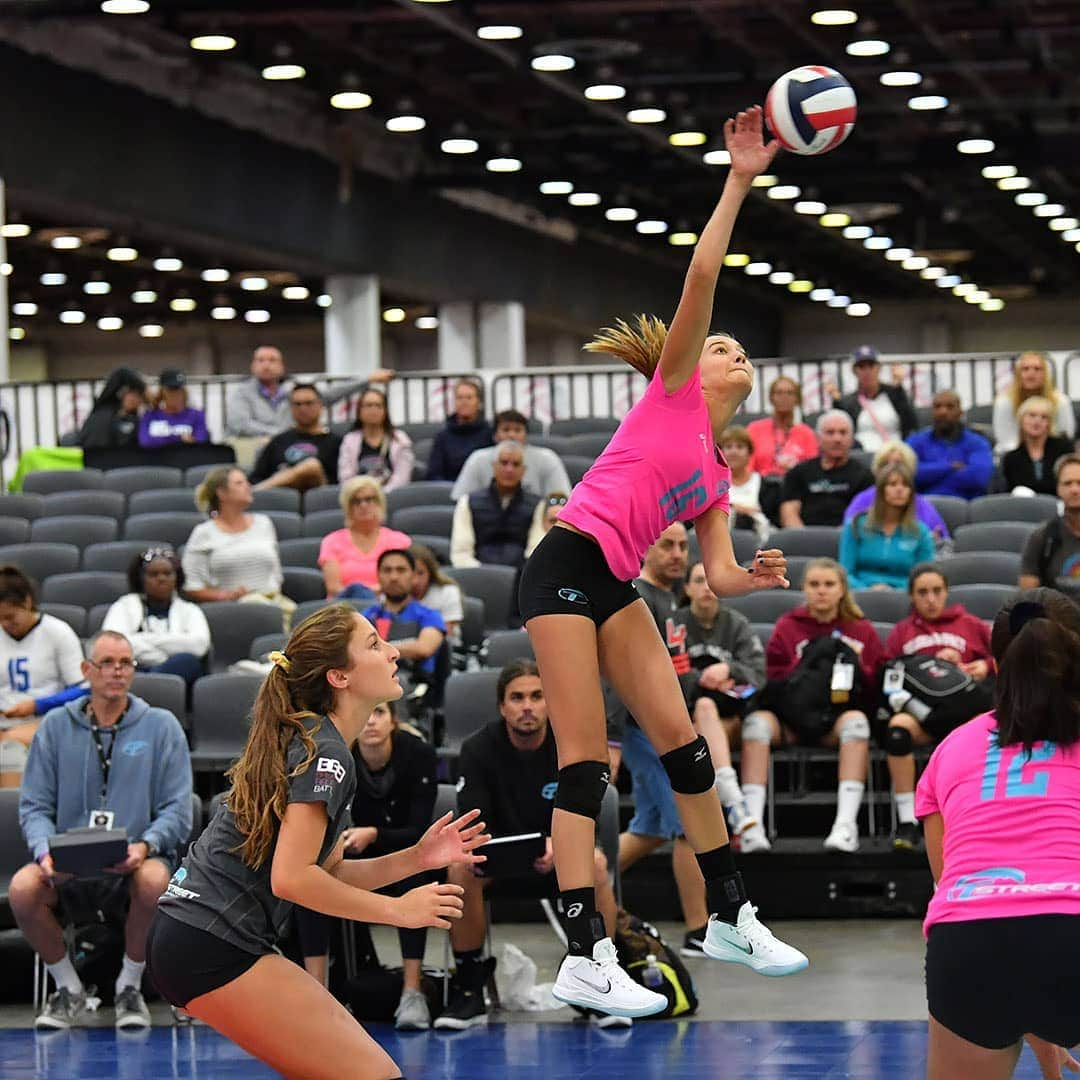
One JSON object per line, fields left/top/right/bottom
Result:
{"left": 87, "top": 658, "right": 137, "bottom": 673}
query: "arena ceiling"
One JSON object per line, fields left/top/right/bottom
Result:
{"left": 1, "top": 0, "right": 1079, "bottom": 325}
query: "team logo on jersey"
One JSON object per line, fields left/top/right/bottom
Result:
{"left": 122, "top": 740, "right": 148, "bottom": 757}
{"left": 165, "top": 866, "right": 200, "bottom": 901}
{"left": 716, "top": 479, "right": 730, "bottom": 498}
{"left": 316, "top": 757, "right": 346, "bottom": 784}
{"left": 541, "top": 782, "right": 558, "bottom": 801}
{"left": 558, "top": 587, "right": 588, "bottom": 604}
{"left": 659, "top": 469, "right": 707, "bottom": 523}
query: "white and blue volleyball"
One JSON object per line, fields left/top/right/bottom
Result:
{"left": 765, "top": 65, "right": 857, "bottom": 156}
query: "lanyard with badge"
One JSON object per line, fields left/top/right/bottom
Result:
{"left": 88, "top": 706, "right": 117, "bottom": 829}
{"left": 830, "top": 630, "right": 856, "bottom": 705}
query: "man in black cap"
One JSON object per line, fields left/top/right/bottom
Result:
{"left": 137, "top": 369, "right": 209, "bottom": 448}
{"left": 826, "top": 345, "right": 917, "bottom": 454}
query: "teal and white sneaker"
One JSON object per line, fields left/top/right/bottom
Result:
{"left": 702, "top": 903, "right": 809, "bottom": 977}
{"left": 552, "top": 938, "right": 667, "bottom": 1018}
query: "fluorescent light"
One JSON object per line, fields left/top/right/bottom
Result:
{"left": 132, "top": 290, "right": 157, "bottom": 304}
{"left": 751, "top": 174, "right": 778, "bottom": 188}
{"left": 13, "top": 302, "right": 37, "bottom": 316}
{"left": 723, "top": 253, "right": 751, "bottom": 267}
{"left": 477, "top": 25, "right": 523, "bottom": 40}
{"left": 282, "top": 285, "right": 310, "bottom": 300}
{"left": 827, "top": 295, "right": 852, "bottom": 308}
{"left": 441, "top": 138, "right": 479, "bottom": 154}
{"left": 386, "top": 115, "right": 426, "bottom": 133}
{"left": 531, "top": 54, "right": 575, "bottom": 72}
{"left": 627, "top": 107, "right": 666, "bottom": 124}
{"left": 885, "top": 247, "right": 914, "bottom": 261}
{"left": 864, "top": 236, "right": 893, "bottom": 250}
{"left": 169, "top": 298, "right": 196, "bottom": 312}
{"left": 768, "top": 185, "right": 801, "bottom": 200}
{"left": 154, "top": 257, "right": 183, "bottom": 271}
{"left": 957, "top": 138, "right": 995, "bottom": 155}
{"left": 744, "top": 262, "right": 772, "bottom": 276}
{"left": 810, "top": 287, "right": 836, "bottom": 301}
{"left": 585, "top": 84, "right": 626, "bottom": 101}
{"left": 669, "top": 232, "right": 698, "bottom": 246}
{"left": 59, "top": 310, "right": 85, "bottom": 324}
{"left": 670, "top": 130, "right": 707, "bottom": 147}
{"left": 211, "top": 306, "right": 236, "bottom": 320}
{"left": 262, "top": 64, "right": 306, "bottom": 81}
{"left": 50, "top": 235, "right": 81, "bottom": 250}
{"left": 846, "top": 302, "right": 872, "bottom": 317}
{"left": 244, "top": 310, "right": 271, "bottom": 323}
{"left": 811, "top": 9, "right": 858, "bottom": 25}
{"left": 970, "top": 290, "right": 990, "bottom": 303}
{"left": 880, "top": 71, "right": 922, "bottom": 87}
{"left": 846, "top": 40, "right": 890, "bottom": 57}
{"left": 9, "top": 327, "right": 25, "bottom": 341}
{"left": 568, "top": 192, "right": 601, "bottom": 206}
{"left": 3, "top": 263, "right": 12, "bottom": 276}
{"left": 190, "top": 35, "right": 236, "bottom": 51}
{"left": 795, "top": 200, "right": 827, "bottom": 215}
{"left": 1050, "top": 217, "right": 1079, "bottom": 231}
{"left": 330, "top": 91, "right": 372, "bottom": 110}
{"left": 201, "top": 268, "right": 229, "bottom": 283}
{"left": 703, "top": 149, "right": 731, "bottom": 166}
{"left": 635, "top": 220, "right": 668, "bottom": 235}
{"left": 1033, "top": 203, "right": 1066, "bottom": 217}
{"left": 788, "top": 279, "right": 814, "bottom": 293}
{"left": 908, "top": 95, "right": 949, "bottom": 110}
{"left": 40, "top": 273, "right": 66, "bottom": 286}
{"left": 1062, "top": 229, "right": 1080, "bottom": 243}
{"left": 937, "top": 275, "right": 961, "bottom": 288}
{"left": 97, "top": 316, "right": 123, "bottom": 331}
{"left": 920, "top": 266, "right": 946, "bottom": 279}
{"left": 605, "top": 207, "right": 638, "bottom": 222}
{"left": 819, "top": 212, "right": 851, "bottom": 227}
{"left": 138, "top": 324, "right": 164, "bottom": 338}
{"left": 316, "top": 294, "right": 332, "bottom": 308}
{"left": 843, "top": 225, "right": 873, "bottom": 239}
{"left": 539, "top": 181, "right": 573, "bottom": 195}
{"left": 998, "top": 176, "right": 1031, "bottom": 190}
{"left": 415, "top": 316, "right": 439, "bottom": 330}
{"left": 101, "top": 0, "right": 149, "bottom": 12}
{"left": 980, "top": 298, "right": 1005, "bottom": 312}
{"left": 107, "top": 246, "right": 138, "bottom": 261}
{"left": 486, "top": 157, "right": 522, "bottom": 172}
{"left": 1, "top": 224, "right": 31, "bottom": 238}
{"left": 902, "top": 255, "right": 930, "bottom": 270}
{"left": 981, "top": 165, "right": 1017, "bottom": 180}
{"left": 953, "top": 283, "right": 978, "bottom": 296}
{"left": 768, "top": 271, "right": 795, "bottom": 285}
{"left": 383, "top": 307, "right": 406, "bottom": 323}
{"left": 83, "top": 280, "right": 112, "bottom": 295}
{"left": 1016, "top": 192, "right": 1048, "bottom": 207}
{"left": 240, "top": 277, "right": 269, "bottom": 291}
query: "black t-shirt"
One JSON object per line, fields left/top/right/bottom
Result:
{"left": 781, "top": 457, "right": 874, "bottom": 526}
{"left": 249, "top": 429, "right": 341, "bottom": 485}
{"left": 157, "top": 717, "right": 355, "bottom": 954}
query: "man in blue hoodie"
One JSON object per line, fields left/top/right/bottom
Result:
{"left": 907, "top": 390, "right": 993, "bottom": 500}
{"left": 13, "top": 630, "right": 192, "bottom": 1032}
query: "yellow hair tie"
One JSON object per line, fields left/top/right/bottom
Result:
{"left": 268, "top": 650, "right": 292, "bottom": 673}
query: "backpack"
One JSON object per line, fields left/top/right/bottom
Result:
{"left": 881, "top": 655, "right": 993, "bottom": 739}
{"left": 1037, "top": 517, "right": 1064, "bottom": 584}
{"left": 613, "top": 908, "right": 698, "bottom": 1018}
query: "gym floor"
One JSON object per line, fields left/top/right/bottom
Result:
{"left": 0, "top": 921, "right": 1053, "bottom": 1077}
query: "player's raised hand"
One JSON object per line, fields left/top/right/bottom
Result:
{"left": 725, "top": 105, "right": 781, "bottom": 180}
{"left": 415, "top": 809, "right": 490, "bottom": 871}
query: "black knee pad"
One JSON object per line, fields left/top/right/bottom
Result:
{"left": 660, "top": 735, "right": 714, "bottom": 794}
{"left": 553, "top": 760, "right": 609, "bottom": 820}
{"left": 884, "top": 725, "right": 913, "bottom": 757}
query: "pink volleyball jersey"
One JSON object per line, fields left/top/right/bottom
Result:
{"left": 558, "top": 366, "right": 732, "bottom": 581}
{"left": 916, "top": 711, "right": 1080, "bottom": 935}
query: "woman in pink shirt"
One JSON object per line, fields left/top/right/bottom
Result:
{"left": 517, "top": 108, "right": 806, "bottom": 1023}
{"left": 746, "top": 375, "right": 818, "bottom": 478}
{"left": 917, "top": 587, "right": 1080, "bottom": 1079}
{"left": 318, "top": 476, "right": 411, "bottom": 596}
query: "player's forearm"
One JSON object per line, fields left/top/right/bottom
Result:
{"left": 331, "top": 848, "right": 423, "bottom": 891}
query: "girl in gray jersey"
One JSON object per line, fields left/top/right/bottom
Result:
{"left": 147, "top": 604, "right": 489, "bottom": 1080}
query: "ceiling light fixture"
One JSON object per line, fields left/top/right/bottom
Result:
{"left": 1062, "top": 229, "right": 1080, "bottom": 243}
{"left": 902, "top": 255, "right": 930, "bottom": 270}
{"left": 316, "top": 294, "right": 332, "bottom": 308}
{"left": 282, "top": 285, "right": 310, "bottom": 300}
{"left": 842, "top": 225, "right": 873, "bottom": 239}
{"left": 627, "top": 107, "right": 666, "bottom": 124}
{"left": 981, "top": 164, "right": 1017, "bottom": 180}
{"left": 605, "top": 207, "right": 638, "bottom": 222}
{"left": 50, "top": 235, "right": 81, "bottom": 250}
{"left": 330, "top": 91, "right": 372, "bottom": 110}
{"left": 245, "top": 310, "right": 271, "bottom": 323}
{"left": 703, "top": 149, "right": 731, "bottom": 166}
{"left": 132, "top": 290, "right": 157, "bottom": 303}
{"left": 486, "top": 156, "right": 522, "bottom": 172}
{"left": 1, "top": 223, "right": 31, "bottom": 238}
{"left": 669, "top": 130, "right": 707, "bottom": 147}
{"left": 827, "top": 295, "right": 852, "bottom": 308}
{"left": 636, "top": 220, "right": 668, "bottom": 235}
{"left": 9, "top": 327, "right": 25, "bottom": 341}
{"left": 539, "top": 180, "right": 573, "bottom": 195}
{"left": 154, "top": 257, "right": 183, "bottom": 272}
{"left": 240, "top": 277, "right": 269, "bottom": 291}
{"left": 794, "top": 200, "right": 827, "bottom": 215}
{"left": 723, "top": 253, "right": 751, "bottom": 267}
{"left": 477, "top": 25, "right": 523, "bottom": 41}
{"left": 262, "top": 64, "right": 306, "bottom": 81}
{"left": 957, "top": 138, "right": 995, "bottom": 155}
{"left": 953, "top": 283, "right": 978, "bottom": 296}
{"left": 190, "top": 35, "right": 236, "bottom": 51}
{"left": 908, "top": 95, "right": 949, "bottom": 110}
{"left": 83, "top": 280, "right": 112, "bottom": 295}
{"left": 1033, "top": 203, "right": 1066, "bottom": 217}
{"left": 810, "top": 287, "right": 836, "bottom": 301}
{"left": 1051, "top": 217, "right": 1080, "bottom": 231}
{"left": 568, "top": 192, "right": 601, "bottom": 206}
{"left": 997, "top": 176, "right": 1031, "bottom": 190}
{"left": 937, "top": 275, "right": 961, "bottom": 288}
{"left": 980, "top": 298, "right": 1005, "bottom": 311}
{"left": 441, "top": 137, "right": 479, "bottom": 154}
{"left": 768, "top": 271, "right": 795, "bottom": 285}
{"left": 531, "top": 54, "right": 575, "bottom": 72}
{"left": 846, "top": 40, "right": 890, "bottom": 57}
{"left": 138, "top": 324, "right": 164, "bottom": 338}
{"left": 669, "top": 232, "right": 698, "bottom": 246}
{"left": 811, "top": 9, "right": 858, "bottom": 26}
{"left": 880, "top": 71, "right": 922, "bottom": 87}
{"left": 864, "top": 236, "right": 893, "bottom": 250}
{"left": 788, "top": 279, "right": 815, "bottom": 293}
{"left": 211, "top": 306, "right": 237, "bottom": 320}
{"left": 585, "top": 84, "right": 626, "bottom": 101}
{"left": 920, "top": 266, "right": 946, "bottom": 279}
{"left": 107, "top": 246, "right": 138, "bottom": 261}
{"left": 885, "top": 247, "right": 914, "bottom": 261}
{"left": 819, "top": 212, "right": 851, "bottom": 227}
{"left": 12, "top": 302, "right": 37, "bottom": 316}
{"left": 97, "top": 316, "right": 123, "bottom": 331}
{"left": 768, "top": 185, "right": 801, "bottom": 200}
{"left": 383, "top": 307, "right": 406, "bottom": 323}
{"left": 846, "top": 302, "right": 872, "bottom": 316}
{"left": 752, "top": 174, "right": 778, "bottom": 188}
{"left": 386, "top": 115, "right": 426, "bottom": 133}
{"left": 201, "top": 268, "right": 229, "bottom": 283}
{"left": 744, "top": 261, "right": 772, "bottom": 276}
{"left": 169, "top": 298, "right": 196, "bottom": 312}
{"left": 1016, "top": 192, "right": 1048, "bottom": 207}
{"left": 415, "top": 316, "right": 440, "bottom": 330}
{"left": 101, "top": 0, "right": 149, "bottom": 13}
{"left": 59, "top": 309, "right": 86, "bottom": 324}
{"left": 40, "top": 272, "right": 66, "bottom": 286}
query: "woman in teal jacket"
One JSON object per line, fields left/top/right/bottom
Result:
{"left": 838, "top": 464, "right": 935, "bottom": 590}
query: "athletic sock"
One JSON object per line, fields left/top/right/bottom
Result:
{"left": 559, "top": 888, "right": 604, "bottom": 957}
{"left": 115, "top": 954, "right": 145, "bottom": 995}
{"left": 45, "top": 954, "right": 82, "bottom": 995}
{"left": 835, "top": 780, "right": 866, "bottom": 827}
{"left": 714, "top": 766, "right": 744, "bottom": 808}
{"left": 696, "top": 843, "right": 746, "bottom": 924}
{"left": 452, "top": 948, "right": 484, "bottom": 988}
{"left": 743, "top": 784, "right": 767, "bottom": 825}
{"left": 894, "top": 791, "right": 917, "bottom": 826}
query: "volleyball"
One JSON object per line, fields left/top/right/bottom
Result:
{"left": 764, "top": 65, "right": 857, "bottom": 156}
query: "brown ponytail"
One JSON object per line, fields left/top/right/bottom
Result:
{"left": 583, "top": 314, "right": 667, "bottom": 379}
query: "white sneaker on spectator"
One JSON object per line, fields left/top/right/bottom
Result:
{"left": 823, "top": 821, "right": 859, "bottom": 853}
{"left": 703, "top": 903, "right": 809, "bottom": 976}
{"left": 552, "top": 938, "right": 666, "bottom": 1018}
{"left": 725, "top": 800, "right": 758, "bottom": 837}
{"left": 35, "top": 986, "right": 91, "bottom": 1031}
{"left": 739, "top": 824, "right": 772, "bottom": 853}
{"left": 114, "top": 985, "right": 151, "bottom": 1030}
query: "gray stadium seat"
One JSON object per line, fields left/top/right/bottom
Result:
{"left": 0, "top": 543, "right": 80, "bottom": 582}
{"left": 483, "top": 628, "right": 534, "bottom": 668}
{"left": 926, "top": 495, "right": 969, "bottom": 535}
{"left": 301, "top": 485, "right": 342, "bottom": 515}
{"left": 549, "top": 417, "right": 620, "bottom": 437}
{"left": 127, "top": 490, "right": 199, "bottom": 516}
{"left": 0, "top": 493, "right": 44, "bottom": 520}
{"left": 851, "top": 450, "right": 874, "bottom": 471}
{"left": 390, "top": 505, "right": 455, "bottom": 538}
{"left": 102, "top": 466, "right": 184, "bottom": 495}
{"left": 459, "top": 596, "right": 486, "bottom": 659}
{"left": 770, "top": 526, "right": 842, "bottom": 559}
{"left": 561, "top": 456, "right": 593, "bottom": 486}
{"left": 41, "top": 572, "right": 126, "bottom": 609}
{"left": 732, "top": 530, "right": 759, "bottom": 565}
{"left": 124, "top": 512, "right": 204, "bottom": 548}
{"left": 386, "top": 482, "right": 456, "bottom": 517}
{"left": 0, "top": 518, "right": 29, "bottom": 546}
{"left": 189, "top": 672, "right": 263, "bottom": 772}
{"left": 87, "top": 603, "right": 111, "bottom": 636}
{"left": 873, "top": 622, "right": 893, "bottom": 647}
{"left": 201, "top": 602, "right": 285, "bottom": 669}
{"left": 39, "top": 603, "right": 86, "bottom": 637}
{"left": 130, "top": 672, "right": 187, "bottom": 723}
{"left": 31, "top": 515, "right": 119, "bottom": 549}
{"left": 948, "top": 584, "right": 1016, "bottom": 622}
{"left": 968, "top": 494, "right": 1059, "bottom": 525}
{"left": 83, "top": 541, "right": 155, "bottom": 574}
{"left": 528, "top": 435, "right": 571, "bottom": 456}
{"left": 441, "top": 669, "right": 502, "bottom": 757}
{"left": 0, "top": 788, "right": 30, "bottom": 906}
{"left": 401, "top": 421, "right": 444, "bottom": 441}
{"left": 302, "top": 509, "right": 343, "bottom": 538}
{"left": 283, "top": 567, "right": 326, "bottom": 604}
{"left": 41, "top": 490, "right": 126, "bottom": 520}
{"left": 750, "top": 622, "right": 774, "bottom": 648}
{"left": 939, "top": 552, "right": 1023, "bottom": 587}
{"left": 724, "top": 590, "right": 805, "bottom": 622}
{"left": 251, "top": 488, "right": 302, "bottom": 513}
{"left": 279, "top": 537, "right": 323, "bottom": 569}
{"left": 446, "top": 565, "right": 518, "bottom": 631}
{"left": 292, "top": 597, "right": 371, "bottom": 628}
{"left": 853, "top": 589, "right": 911, "bottom": 624}
{"left": 410, "top": 534, "right": 451, "bottom": 564}
{"left": 184, "top": 464, "right": 226, "bottom": 488}
{"left": 953, "top": 522, "right": 1037, "bottom": 554}
{"left": 563, "top": 432, "right": 612, "bottom": 459}
{"left": 785, "top": 556, "right": 813, "bottom": 590}
{"left": 250, "top": 633, "right": 287, "bottom": 661}
{"left": 264, "top": 510, "right": 303, "bottom": 541}
{"left": 23, "top": 469, "right": 104, "bottom": 495}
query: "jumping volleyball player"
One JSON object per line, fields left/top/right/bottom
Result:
{"left": 145, "top": 604, "right": 490, "bottom": 1080}
{"left": 519, "top": 106, "right": 808, "bottom": 1019}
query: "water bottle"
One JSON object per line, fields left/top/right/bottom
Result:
{"left": 641, "top": 953, "right": 664, "bottom": 990}
{"left": 889, "top": 689, "right": 931, "bottom": 723}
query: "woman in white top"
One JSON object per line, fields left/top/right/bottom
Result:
{"left": 409, "top": 543, "right": 464, "bottom": 642}
{"left": 992, "top": 350, "right": 1075, "bottom": 454}
{"left": 0, "top": 565, "right": 86, "bottom": 785}
{"left": 103, "top": 547, "right": 210, "bottom": 687}
{"left": 718, "top": 426, "right": 770, "bottom": 545}
{"left": 182, "top": 467, "right": 293, "bottom": 627}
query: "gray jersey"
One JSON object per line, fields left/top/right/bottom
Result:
{"left": 157, "top": 717, "right": 355, "bottom": 955}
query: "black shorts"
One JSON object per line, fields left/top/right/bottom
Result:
{"left": 145, "top": 911, "right": 263, "bottom": 1008}
{"left": 926, "top": 914, "right": 1080, "bottom": 1049}
{"left": 519, "top": 526, "right": 639, "bottom": 628}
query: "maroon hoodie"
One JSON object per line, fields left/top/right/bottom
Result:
{"left": 766, "top": 605, "right": 885, "bottom": 684}
{"left": 884, "top": 604, "right": 992, "bottom": 666}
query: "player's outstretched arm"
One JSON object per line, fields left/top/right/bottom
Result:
{"left": 695, "top": 504, "right": 789, "bottom": 598}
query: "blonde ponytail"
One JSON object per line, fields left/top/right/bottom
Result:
{"left": 583, "top": 314, "right": 667, "bottom": 379}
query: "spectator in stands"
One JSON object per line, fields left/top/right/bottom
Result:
{"left": 0, "top": 566, "right": 86, "bottom": 786}
{"left": 425, "top": 378, "right": 494, "bottom": 482}
{"left": 183, "top": 468, "right": 292, "bottom": 623}
{"left": 1001, "top": 396, "right": 1074, "bottom": 496}
{"left": 993, "top": 350, "right": 1075, "bottom": 454}
{"left": 907, "top": 391, "right": 993, "bottom": 501}
{"left": 826, "top": 345, "right": 917, "bottom": 453}
{"left": 720, "top": 426, "right": 770, "bottom": 544}
{"left": 294, "top": 698, "right": 438, "bottom": 1029}
{"left": 137, "top": 369, "right": 209, "bottom": 449}
{"left": 437, "top": 660, "right": 620, "bottom": 1030}
{"left": 883, "top": 563, "right": 993, "bottom": 852}
{"left": 225, "top": 345, "right": 291, "bottom": 438}
{"left": 12, "top": 629, "right": 192, "bottom": 1031}
{"left": 410, "top": 543, "right": 464, "bottom": 642}
{"left": 739, "top": 558, "right": 882, "bottom": 853}
{"left": 77, "top": 366, "right": 147, "bottom": 449}
{"left": 541, "top": 492, "right": 568, "bottom": 533}
{"left": 102, "top": 547, "right": 210, "bottom": 688}
{"left": 451, "top": 409, "right": 571, "bottom": 501}
{"left": 746, "top": 376, "right": 818, "bottom": 478}
{"left": 843, "top": 441, "right": 950, "bottom": 544}
{"left": 249, "top": 383, "right": 340, "bottom": 492}
{"left": 320, "top": 476, "right": 412, "bottom": 596}
{"left": 337, "top": 384, "right": 414, "bottom": 491}
{"left": 1020, "top": 454, "right": 1080, "bottom": 590}
{"left": 838, "top": 464, "right": 936, "bottom": 590}
{"left": 450, "top": 441, "right": 543, "bottom": 568}
{"left": 779, "top": 410, "right": 873, "bottom": 528}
